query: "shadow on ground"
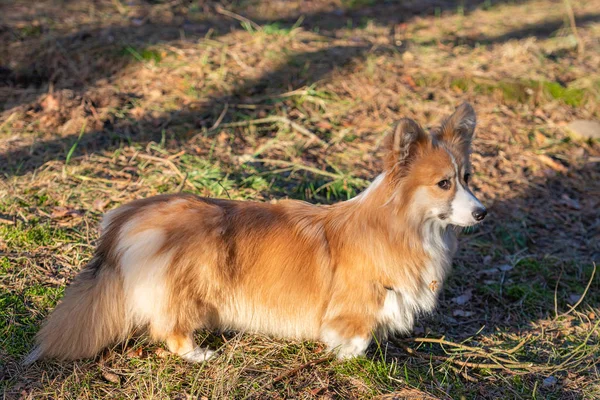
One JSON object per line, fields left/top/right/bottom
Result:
{"left": 1, "top": 0, "right": 599, "bottom": 398}
{"left": 3, "top": 0, "right": 593, "bottom": 177}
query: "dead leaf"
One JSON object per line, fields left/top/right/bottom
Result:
{"left": 498, "top": 264, "right": 514, "bottom": 272}
{"left": 533, "top": 131, "right": 548, "bottom": 145}
{"left": 537, "top": 154, "right": 567, "bottom": 173}
{"left": 41, "top": 94, "right": 60, "bottom": 112}
{"left": 428, "top": 280, "right": 439, "bottom": 292}
{"left": 401, "top": 51, "right": 415, "bottom": 63}
{"left": 126, "top": 347, "right": 143, "bottom": 358}
{"left": 400, "top": 74, "right": 418, "bottom": 90}
{"left": 316, "top": 121, "right": 333, "bottom": 130}
{"left": 51, "top": 207, "right": 82, "bottom": 219}
{"left": 102, "top": 371, "right": 121, "bottom": 384}
{"left": 452, "top": 289, "right": 473, "bottom": 305}
{"left": 453, "top": 310, "right": 474, "bottom": 317}
{"left": 0, "top": 216, "right": 15, "bottom": 225}
{"left": 154, "top": 348, "right": 170, "bottom": 358}
{"left": 93, "top": 198, "right": 110, "bottom": 212}
{"left": 560, "top": 194, "right": 581, "bottom": 210}
{"left": 568, "top": 294, "right": 581, "bottom": 304}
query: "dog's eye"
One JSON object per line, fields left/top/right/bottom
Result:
{"left": 464, "top": 173, "right": 471, "bottom": 184}
{"left": 437, "top": 179, "right": 451, "bottom": 190}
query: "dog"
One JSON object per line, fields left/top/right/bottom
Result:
{"left": 24, "top": 103, "right": 486, "bottom": 364}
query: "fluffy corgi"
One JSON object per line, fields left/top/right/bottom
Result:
{"left": 24, "top": 103, "right": 486, "bottom": 364}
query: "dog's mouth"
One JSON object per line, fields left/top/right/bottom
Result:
{"left": 438, "top": 212, "right": 489, "bottom": 227}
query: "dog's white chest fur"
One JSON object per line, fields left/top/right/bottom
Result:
{"left": 377, "top": 224, "right": 456, "bottom": 336}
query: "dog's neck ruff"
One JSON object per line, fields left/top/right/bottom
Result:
{"left": 341, "top": 173, "right": 458, "bottom": 337}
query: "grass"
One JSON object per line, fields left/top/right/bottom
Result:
{"left": 420, "top": 76, "right": 593, "bottom": 107}
{"left": 1, "top": 0, "right": 600, "bottom": 398}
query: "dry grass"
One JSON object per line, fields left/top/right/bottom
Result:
{"left": 1, "top": 0, "right": 600, "bottom": 398}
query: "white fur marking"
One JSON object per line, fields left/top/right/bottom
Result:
{"left": 349, "top": 173, "right": 385, "bottom": 204}
{"left": 445, "top": 149, "right": 483, "bottom": 227}
{"left": 117, "top": 222, "right": 174, "bottom": 331}
{"left": 377, "top": 209, "right": 457, "bottom": 337}
{"left": 378, "top": 290, "right": 414, "bottom": 336}
{"left": 449, "top": 184, "right": 484, "bottom": 227}
{"left": 320, "top": 328, "right": 370, "bottom": 359}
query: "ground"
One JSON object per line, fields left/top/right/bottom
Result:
{"left": 0, "top": 0, "right": 599, "bottom": 398}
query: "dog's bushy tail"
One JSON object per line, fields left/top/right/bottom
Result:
{"left": 23, "top": 258, "right": 128, "bottom": 365}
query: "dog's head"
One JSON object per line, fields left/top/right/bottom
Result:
{"left": 383, "top": 103, "right": 486, "bottom": 227}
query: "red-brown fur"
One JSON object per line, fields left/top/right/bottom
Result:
{"left": 25, "top": 103, "right": 486, "bottom": 364}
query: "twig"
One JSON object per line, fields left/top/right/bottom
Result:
{"left": 563, "top": 0, "right": 584, "bottom": 57}
{"left": 395, "top": 340, "right": 533, "bottom": 372}
{"left": 211, "top": 103, "right": 229, "bottom": 130}
{"left": 167, "top": 150, "right": 186, "bottom": 160}
{"left": 137, "top": 154, "right": 185, "bottom": 179}
{"left": 560, "top": 262, "right": 596, "bottom": 317}
{"left": 0, "top": 112, "right": 16, "bottom": 131}
{"left": 554, "top": 265, "right": 564, "bottom": 319}
{"left": 410, "top": 337, "right": 522, "bottom": 365}
{"left": 217, "top": 180, "right": 231, "bottom": 199}
{"left": 251, "top": 158, "right": 339, "bottom": 180}
{"left": 137, "top": 154, "right": 196, "bottom": 191}
{"left": 215, "top": 5, "right": 262, "bottom": 31}
{"left": 200, "top": 115, "right": 325, "bottom": 146}
{"left": 447, "top": 365, "right": 478, "bottom": 383}
{"left": 72, "top": 175, "right": 125, "bottom": 184}
{"left": 506, "top": 335, "right": 531, "bottom": 355}
{"left": 176, "top": 172, "right": 188, "bottom": 193}
{"left": 272, "top": 355, "right": 333, "bottom": 384}
{"left": 410, "top": 337, "right": 483, "bottom": 353}
{"left": 111, "top": 0, "right": 127, "bottom": 15}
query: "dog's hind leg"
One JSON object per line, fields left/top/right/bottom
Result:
{"left": 165, "top": 331, "right": 214, "bottom": 363}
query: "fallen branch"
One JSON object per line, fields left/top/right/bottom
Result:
{"left": 411, "top": 335, "right": 527, "bottom": 360}
{"left": 200, "top": 116, "right": 325, "bottom": 146}
{"left": 250, "top": 158, "right": 340, "bottom": 180}
{"left": 210, "top": 103, "right": 229, "bottom": 130}
{"left": 563, "top": 0, "right": 584, "bottom": 57}
{"left": 137, "top": 154, "right": 196, "bottom": 191}
{"left": 560, "top": 262, "right": 596, "bottom": 317}
{"left": 394, "top": 338, "right": 534, "bottom": 375}
{"left": 272, "top": 355, "right": 333, "bottom": 384}
{"left": 215, "top": 5, "right": 262, "bottom": 31}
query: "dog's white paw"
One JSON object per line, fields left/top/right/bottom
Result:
{"left": 321, "top": 328, "right": 370, "bottom": 359}
{"left": 334, "top": 336, "right": 370, "bottom": 359}
{"left": 181, "top": 347, "right": 215, "bottom": 363}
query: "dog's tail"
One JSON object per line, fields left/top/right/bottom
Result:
{"left": 23, "top": 257, "right": 128, "bottom": 365}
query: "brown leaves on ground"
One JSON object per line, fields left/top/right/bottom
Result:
{"left": 1, "top": 0, "right": 599, "bottom": 399}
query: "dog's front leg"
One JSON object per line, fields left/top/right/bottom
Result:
{"left": 319, "top": 314, "right": 375, "bottom": 359}
{"left": 165, "top": 331, "right": 215, "bottom": 363}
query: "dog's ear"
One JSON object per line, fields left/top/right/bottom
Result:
{"left": 432, "top": 103, "right": 476, "bottom": 152}
{"left": 383, "top": 118, "right": 429, "bottom": 173}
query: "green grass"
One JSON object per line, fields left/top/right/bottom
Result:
{"left": 123, "top": 46, "right": 163, "bottom": 64}
{"left": 443, "top": 77, "right": 589, "bottom": 106}
{"left": 0, "top": 281, "right": 63, "bottom": 357}
{"left": 0, "top": 222, "right": 70, "bottom": 250}
{"left": 1, "top": 0, "right": 600, "bottom": 397}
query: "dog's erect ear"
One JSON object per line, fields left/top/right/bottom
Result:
{"left": 383, "top": 118, "right": 429, "bottom": 173}
{"left": 433, "top": 103, "right": 476, "bottom": 152}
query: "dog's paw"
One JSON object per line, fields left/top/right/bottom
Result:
{"left": 334, "top": 337, "right": 370, "bottom": 359}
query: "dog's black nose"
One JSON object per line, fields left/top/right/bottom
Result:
{"left": 472, "top": 208, "right": 487, "bottom": 221}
